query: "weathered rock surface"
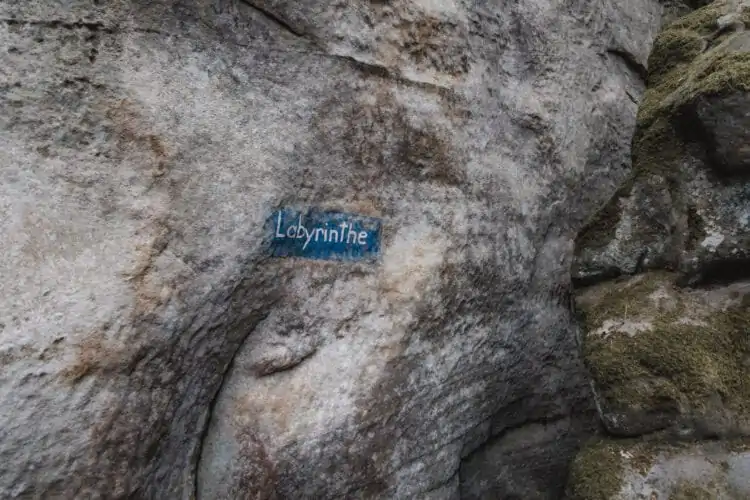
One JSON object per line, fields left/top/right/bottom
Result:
{"left": 569, "top": 1, "right": 750, "bottom": 497}
{"left": 0, "top": 0, "right": 666, "bottom": 498}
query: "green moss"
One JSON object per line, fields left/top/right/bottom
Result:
{"left": 566, "top": 440, "right": 625, "bottom": 500}
{"left": 691, "top": 52, "right": 750, "bottom": 96}
{"left": 630, "top": 1, "right": 750, "bottom": 185}
{"left": 576, "top": 2, "right": 750, "bottom": 260}
{"left": 669, "top": 2, "right": 726, "bottom": 33}
{"left": 646, "top": 1, "right": 727, "bottom": 86}
{"left": 631, "top": 117, "right": 686, "bottom": 183}
{"left": 579, "top": 271, "right": 676, "bottom": 327}
{"left": 647, "top": 29, "right": 706, "bottom": 87}
{"left": 575, "top": 4, "right": 746, "bottom": 257}
{"left": 644, "top": 3, "right": 750, "bottom": 107}
{"left": 606, "top": 378, "right": 682, "bottom": 413}
{"left": 566, "top": 438, "right": 677, "bottom": 499}
{"left": 580, "top": 272, "right": 750, "bottom": 415}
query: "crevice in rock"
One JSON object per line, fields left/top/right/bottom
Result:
{"left": 325, "top": 53, "right": 454, "bottom": 95}
{"left": 0, "top": 18, "right": 112, "bottom": 32}
{"left": 0, "top": 17, "right": 177, "bottom": 38}
{"left": 458, "top": 413, "right": 588, "bottom": 499}
{"left": 191, "top": 309, "right": 271, "bottom": 500}
{"left": 458, "top": 414, "right": 567, "bottom": 469}
{"left": 606, "top": 48, "right": 648, "bottom": 82}
{"left": 678, "top": 257, "right": 750, "bottom": 288}
{"left": 238, "top": 0, "right": 305, "bottom": 38}
{"left": 625, "top": 89, "right": 639, "bottom": 105}
{"left": 422, "top": 466, "right": 460, "bottom": 495}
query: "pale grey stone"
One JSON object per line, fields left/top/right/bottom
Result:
{"left": 0, "top": 0, "right": 664, "bottom": 498}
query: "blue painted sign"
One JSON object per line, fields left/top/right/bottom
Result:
{"left": 265, "top": 208, "right": 382, "bottom": 262}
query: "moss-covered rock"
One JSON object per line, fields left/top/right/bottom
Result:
{"left": 577, "top": 272, "right": 750, "bottom": 436}
{"left": 635, "top": 0, "right": 750, "bottom": 178}
{"left": 569, "top": 3, "right": 750, "bottom": 498}
{"left": 566, "top": 438, "right": 750, "bottom": 499}
{"left": 566, "top": 439, "right": 626, "bottom": 500}
{"left": 573, "top": 0, "right": 750, "bottom": 285}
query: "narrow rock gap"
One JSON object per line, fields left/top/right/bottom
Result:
{"left": 238, "top": 0, "right": 305, "bottom": 38}
{"left": 679, "top": 258, "right": 750, "bottom": 288}
{"left": 605, "top": 48, "right": 648, "bottom": 82}
{"left": 191, "top": 309, "right": 271, "bottom": 500}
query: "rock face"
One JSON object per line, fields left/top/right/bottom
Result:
{"left": 0, "top": 0, "right": 664, "bottom": 498}
{"left": 569, "top": 1, "right": 750, "bottom": 497}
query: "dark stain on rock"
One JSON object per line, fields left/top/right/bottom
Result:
{"left": 106, "top": 99, "right": 174, "bottom": 179}
{"left": 360, "top": 0, "right": 472, "bottom": 76}
{"left": 229, "top": 428, "right": 279, "bottom": 499}
{"left": 684, "top": 204, "right": 707, "bottom": 252}
{"left": 309, "top": 87, "right": 466, "bottom": 200}
{"left": 395, "top": 15, "right": 472, "bottom": 76}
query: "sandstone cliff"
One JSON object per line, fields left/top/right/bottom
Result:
{"left": 1, "top": 0, "right": 665, "bottom": 498}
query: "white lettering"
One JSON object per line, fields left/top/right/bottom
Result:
{"left": 302, "top": 226, "right": 316, "bottom": 250}
{"left": 272, "top": 211, "right": 378, "bottom": 254}
{"left": 275, "top": 212, "right": 285, "bottom": 238}
{"left": 295, "top": 215, "right": 306, "bottom": 239}
{"left": 339, "top": 222, "right": 348, "bottom": 242}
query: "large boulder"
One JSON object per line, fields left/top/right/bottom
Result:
{"left": 0, "top": 0, "right": 664, "bottom": 498}
{"left": 569, "top": 1, "right": 750, "bottom": 497}
{"left": 573, "top": 0, "right": 750, "bottom": 287}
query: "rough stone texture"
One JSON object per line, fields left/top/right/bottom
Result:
{"left": 690, "top": 92, "right": 750, "bottom": 177}
{"left": 0, "top": 0, "right": 665, "bottom": 498}
{"left": 569, "top": 1, "right": 750, "bottom": 498}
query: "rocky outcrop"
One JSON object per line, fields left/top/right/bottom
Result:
{"left": 569, "top": 1, "right": 750, "bottom": 497}
{"left": 573, "top": 0, "right": 750, "bottom": 287}
{"left": 0, "top": 0, "right": 665, "bottom": 498}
